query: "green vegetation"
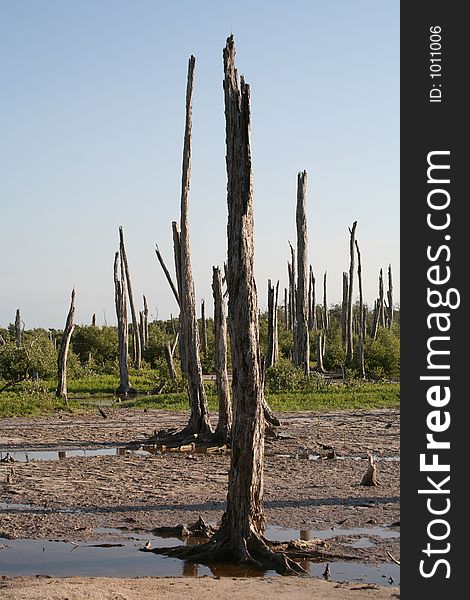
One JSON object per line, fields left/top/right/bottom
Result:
{"left": 0, "top": 306, "right": 399, "bottom": 418}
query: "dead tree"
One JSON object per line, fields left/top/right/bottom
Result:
{"left": 354, "top": 240, "right": 366, "bottom": 378}
{"left": 113, "top": 251, "right": 136, "bottom": 395}
{"left": 155, "top": 244, "right": 180, "bottom": 305}
{"left": 142, "top": 295, "right": 149, "bottom": 349}
{"left": 293, "top": 171, "right": 309, "bottom": 374}
{"left": 378, "top": 268, "right": 385, "bottom": 327}
{"left": 119, "top": 226, "right": 141, "bottom": 369}
{"left": 200, "top": 299, "right": 208, "bottom": 356}
{"left": 288, "top": 242, "right": 296, "bottom": 335}
{"left": 164, "top": 342, "right": 177, "bottom": 381}
{"left": 283, "top": 287, "right": 288, "bottom": 329}
{"left": 91, "top": 314, "right": 96, "bottom": 326}
{"left": 172, "top": 55, "right": 212, "bottom": 437}
{"left": 56, "top": 288, "right": 75, "bottom": 403}
{"left": 345, "top": 221, "right": 357, "bottom": 367}
{"left": 315, "top": 307, "right": 326, "bottom": 373}
{"left": 341, "top": 272, "right": 348, "bottom": 348}
{"left": 322, "top": 271, "right": 329, "bottom": 331}
{"left": 308, "top": 266, "right": 316, "bottom": 331}
{"left": 212, "top": 266, "right": 232, "bottom": 441}
{"left": 370, "top": 299, "right": 379, "bottom": 340}
{"left": 14, "top": 309, "right": 22, "bottom": 348}
{"left": 266, "top": 279, "right": 279, "bottom": 369}
{"left": 386, "top": 264, "right": 394, "bottom": 328}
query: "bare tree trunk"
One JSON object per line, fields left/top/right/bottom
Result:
{"left": 266, "top": 279, "right": 279, "bottom": 369}
{"left": 341, "top": 272, "right": 349, "bottom": 348}
{"left": 308, "top": 266, "right": 316, "bottom": 331}
{"left": 354, "top": 240, "right": 365, "bottom": 378}
{"left": 316, "top": 330, "right": 325, "bottom": 373}
{"left": 91, "top": 314, "right": 96, "bottom": 327}
{"left": 212, "top": 266, "right": 232, "bottom": 441}
{"left": 345, "top": 221, "right": 357, "bottom": 367}
{"left": 176, "top": 55, "right": 212, "bottom": 436}
{"left": 283, "top": 287, "right": 288, "bottom": 330}
{"left": 288, "top": 242, "right": 296, "bottom": 337}
{"left": 113, "top": 252, "right": 136, "bottom": 395}
{"left": 143, "top": 294, "right": 149, "bottom": 349}
{"left": 200, "top": 299, "right": 208, "bottom": 356}
{"left": 378, "top": 268, "right": 385, "bottom": 327}
{"left": 387, "top": 264, "right": 394, "bottom": 328}
{"left": 370, "top": 299, "right": 379, "bottom": 340}
{"left": 119, "top": 226, "right": 141, "bottom": 369}
{"left": 164, "top": 342, "right": 177, "bottom": 381}
{"left": 15, "top": 309, "right": 22, "bottom": 348}
{"left": 172, "top": 222, "right": 187, "bottom": 375}
{"left": 293, "top": 171, "right": 309, "bottom": 374}
{"left": 322, "top": 271, "right": 329, "bottom": 331}
{"left": 56, "top": 289, "right": 75, "bottom": 403}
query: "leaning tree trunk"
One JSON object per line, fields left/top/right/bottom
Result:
{"left": 164, "top": 342, "right": 177, "bottom": 381}
{"left": 56, "top": 288, "right": 75, "bottom": 403}
{"left": 119, "top": 226, "right": 141, "bottom": 369}
{"left": 212, "top": 266, "right": 232, "bottom": 441}
{"left": 176, "top": 55, "right": 212, "bottom": 436}
{"left": 345, "top": 221, "right": 357, "bottom": 367}
{"left": 113, "top": 251, "right": 136, "bottom": 395}
{"left": 293, "top": 171, "right": 309, "bottom": 374}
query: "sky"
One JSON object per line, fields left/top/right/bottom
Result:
{"left": 0, "top": 0, "right": 399, "bottom": 329}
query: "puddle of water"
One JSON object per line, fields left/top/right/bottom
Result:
{"left": 0, "top": 448, "right": 123, "bottom": 463}
{"left": 0, "top": 525, "right": 399, "bottom": 585}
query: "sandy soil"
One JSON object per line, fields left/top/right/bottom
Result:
{"left": 0, "top": 407, "right": 400, "bottom": 597}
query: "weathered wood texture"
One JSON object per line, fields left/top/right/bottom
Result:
{"left": 266, "top": 279, "right": 279, "bottom": 369}
{"left": 308, "top": 266, "right": 316, "bottom": 331}
{"left": 354, "top": 240, "right": 365, "bottom": 378}
{"left": 119, "top": 226, "right": 141, "bottom": 369}
{"left": 221, "top": 35, "right": 266, "bottom": 543}
{"left": 345, "top": 221, "right": 357, "bottom": 366}
{"left": 293, "top": 171, "right": 310, "bottom": 374}
{"left": 176, "top": 56, "right": 212, "bottom": 435}
{"left": 322, "top": 271, "right": 329, "bottom": 331}
{"left": 387, "top": 264, "right": 393, "bottom": 328}
{"left": 212, "top": 266, "right": 232, "bottom": 441}
{"left": 155, "top": 244, "right": 180, "bottom": 306}
{"left": 341, "top": 272, "right": 349, "bottom": 348}
{"left": 56, "top": 288, "right": 75, "bottom": 402}
{"left": 200, "top": 299, "right": 208, "bottom": 355}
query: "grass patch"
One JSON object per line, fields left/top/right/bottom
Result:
{"left": 0, "top": 374, "right": 399, "bottom": 418}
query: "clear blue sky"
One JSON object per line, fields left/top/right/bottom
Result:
{"left": 0, "top": 0, "right": 399, "bottom": 329}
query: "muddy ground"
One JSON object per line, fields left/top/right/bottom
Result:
{"left": 0, "top": 407, "right": 399, "bottom": 596}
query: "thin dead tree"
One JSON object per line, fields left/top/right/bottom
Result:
{"left": 386, "top": 264, "right": 394, "bottom": 328}
{"left": 212, "top": 266, "right": 232, "bottom": 442}
{"left": 288, "top": 242, "right": 296, "bottom": 335}
{"left": 283, "top": 287, "right": 288, "bottom": 329}
{"left": 150, "top": 36, "right": 301, "bottom": 574}
{"left": 14, "top": 309, "right": 22, "bottom": 348}
{"left": 171, "top": 55, "right": 211, "bottom": 437}
{"left": 341, "top": 272, "right": 349, "bottom": 348}
{"left": 155, "top": 244, "right": 180, "bottom": 305}
{"left": 56, "top": 288, "right": 75, "bottom": 403}
{"left": 91, "top": 314, "right": 96, "bottom": 326}
{"left": 378, "top": 268, "right": 385, "bottom": 328}
{"left": 200, "top": 299, "right": 208, "bottom": 356}
{"left": 345, "top": 221, "right": 357, "bottom": 367}
{"left": 266, "top": 279, "right": 279, "bottom": 370}
{"left": 164, "top": 342, "right": 177, "bottom": 381}
{"left": 308, "top": 266, "right": 316, "bottom": 331}
{"left": 119, "top": 226, "right": 141, "bottom": 369}
{"left": 354, "top": 240, "right": 366, "bottom": 378}
{"left": 322, "top": 271, "right": 329, "bottom": 331}
{"left": 113, "top": 251, "right": 136, "bottom": 395}
{"left": 293, "top": 171, "right": 309, "bottom": 374}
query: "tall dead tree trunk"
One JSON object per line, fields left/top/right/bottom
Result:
{"left": 175, "top": 55, "right": 212, "bottom": 436}
{"left": 56, "top": 288, "right": 75, "bottom": 403}
{"left": 345, "top": 221, "right": 357, "bottom": 367}
{"left": 293, "top": 171, "right": 309, "bottom": 374}
{"left": 200, "top": 299, "right": 208, "bottom": 356}
{"left": 171, "top": 222, "right": 188, "bottom": 375}
{"left": 119, "top": 226, "right": 141, "bottom": 369}
{"left": 164, "top": 342, "right": 177, "bottom": 381}
{"left": 113, "top": 252, "right": 136, "bottom": 395}
{"left": 370, "top": 299, "right": 379, "bottom": 340}
{"left": 283, "top": 287, "right": 288, "bottom": 330}
{"left": 91, "top": 314, "right": 96, "bottom": 326}
{"left": 212, "top": 266, "right": 232, "bottom": 441}
{"left": 386, "top": 264, "right": 394, "bottom": 328}
{"left": 354, "top": 240, "right": 366, "bottom": 378}
{"left": 14, "top": 309, "right": 22, "bottom": 348}
{"left": 288, "top": 242, "right": 296, "bottom": 336}
{"left": 147, "top": 36, "right": 301, "bottom": 575}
